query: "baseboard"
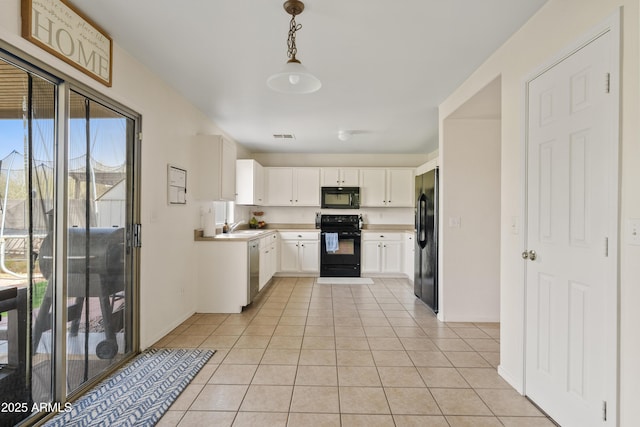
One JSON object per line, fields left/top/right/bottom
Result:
{"left": 141, "top": 310, "right": 195, "bottom": 350}
{"left": 435, "top": 311, "right": 500, "bottom": 323}
{"left": 498, "top": 364, "right": 524, "bottom": 394}
{"left": 361, "top": 273, "right": 409, "bottom": 279}
{"left": 273, "top": 273, "right": 318, "bottom": 278}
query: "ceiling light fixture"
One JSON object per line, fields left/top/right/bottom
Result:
{"left": 267, "top": 0, "right": 321, "bottom": 94}
{"left": 337, "top": 130, "right": 352, "bottom": 141}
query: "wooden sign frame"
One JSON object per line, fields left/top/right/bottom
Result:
{"left": 21, "top": 0, "right": 113, "bottom": 87}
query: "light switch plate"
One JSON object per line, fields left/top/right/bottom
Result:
{"left": 628, "top": 219, "right": 640, "bottom": 245}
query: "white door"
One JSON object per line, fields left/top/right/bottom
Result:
{"left": 360, "top": 169, "right": 386, "bottom": 207}
{"left": 525, "top": 29, "right": 617, "bottom": 427}
{"left": 221, "top": 139, "right": 237, "bottom": 200}
{"left": 265, "top": 168, "right": 294, "bottom": 206}
{"left": 280, "top": 240, "right": 299, "bottom": 272}
{"left": 299, "top": 240, "right": 319, "bottom": 272}
{"left": 387, "top": 169, "right": 414, "bottom": 207}
{"left": 341, "top": 168, "right": 360, "bottom": 186}
{"left": 294, "top": 168, "right": 320, "bottom": 206}
{"left": 382, "top": 240, "right": 403, "bottom": 273}
{"left": 362, "top": 240, "right": 381, "bottom": 273}
{"left": 321, "top": 168, "right": 341, "bottom": 186}
{"left": 259, "top": 245, "right": 269, "bottom": 290}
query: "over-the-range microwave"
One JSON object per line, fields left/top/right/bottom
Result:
{"left": 321, "top": 187, "right": 360, "bottom": 209}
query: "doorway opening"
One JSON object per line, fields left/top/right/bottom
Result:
{"left": 439, "top": 76, "right": 502, "bottom": 323}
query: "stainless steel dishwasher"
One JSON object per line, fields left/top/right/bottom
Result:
{"left": 248, "top": 240, "right": 259, "bottom": 304}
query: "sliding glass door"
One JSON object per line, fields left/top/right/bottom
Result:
{"left": 0, "top": 58, "right": 56, "bottom": 425}
{"left": 0, "top": 53, "right": 139, "bottom": 425}
{"left": 63, "top": 91, "right": 133, "bottom": 394}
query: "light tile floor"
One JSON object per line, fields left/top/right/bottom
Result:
{"left": 154, "top": 277, "right": 556, "bottom": 427}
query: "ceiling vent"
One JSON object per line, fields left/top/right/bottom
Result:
{"left": 273, "top": 134, "right": 296, "bottom": 140}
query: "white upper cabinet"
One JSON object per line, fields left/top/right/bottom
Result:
{"left": 194, "top": 135, "right": 237, "bottom": 201}
{"left": 360, "top": 169, "right": 387, "bottom": 207}
{"left": 236, "top": 159, "right": 264, "bottom": 205}
{"left": 265, "top": 167, "right": 320, "bottom": 206}
{"left": 265, "top": 168, "right": 293, "bottom": 206}
{"left": 360, "top": 168, "right": 414, "bottom": 207}
{"left": 321, "top": 168, "right": 360, "bottom": 186}
{"left": 387, "top": 169, "right": 414, "bottom": 207}
{"left": 295, "top": 168, "right": 321, "bottom": 205}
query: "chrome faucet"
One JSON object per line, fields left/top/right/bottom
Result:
{"left": 229, "top": 220, "right": 245, "bottom": 232}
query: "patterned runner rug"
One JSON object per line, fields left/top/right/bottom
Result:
{"left": 44, "top": 348, "right": 214, "bottom": 427}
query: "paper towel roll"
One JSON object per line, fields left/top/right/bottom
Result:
{"left": 203, "top": 211, "right": 216, "bottom": 237}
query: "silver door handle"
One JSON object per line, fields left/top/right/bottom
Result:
{"left": 522, "top": 250, "right": 537, "bottom": 261}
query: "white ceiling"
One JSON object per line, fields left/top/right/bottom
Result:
{"left": 69, "top": 1, "right": 548, "bottom": 154}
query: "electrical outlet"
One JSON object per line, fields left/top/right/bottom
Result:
{"left": 628, "top": 219, "right": 640, "bottom": 245}
{"left": 448, "top": 217, "right": 461, "bottom": 228}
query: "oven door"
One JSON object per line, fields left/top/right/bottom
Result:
{"left": 320, "top": 230, "right": 361, "bottom": 277}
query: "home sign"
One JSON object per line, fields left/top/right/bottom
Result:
{"left": 21, "top": 0, "right": 113, "bottom": 86}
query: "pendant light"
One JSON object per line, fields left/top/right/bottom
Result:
{"left": 267, "top": 0, "right": 321, "bottom": 94}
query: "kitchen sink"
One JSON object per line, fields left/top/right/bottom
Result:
{"left": 231, "top": 230, "right": 265, "bottom": 235}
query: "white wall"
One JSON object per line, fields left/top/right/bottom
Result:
{"left": 252, "top": 153, "right": 427, "bottom": 167}
{"left": 440, "top": 118, "right": 501, "bottom": 322}
{"left": 438, "top": 0, "right": 639, "bottom": 424}
{"left": 244, "top": 206, "right": 413, "bottom": 227}
{"left": 0, "top": 0, "right": 238, "bottom": 348}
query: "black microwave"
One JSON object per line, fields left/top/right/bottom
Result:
{"left": 321, "top": 187, "right": 360, "bottom": 209}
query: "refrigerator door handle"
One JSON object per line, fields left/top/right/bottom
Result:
{"left": 418, "top": 193, "right": 428, "bottom": 249}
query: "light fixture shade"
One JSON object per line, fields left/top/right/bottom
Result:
{"left": 267, "top": 60, "right": 321, "bottom": 94}
{"left": 338, "top": 130, "right": 352, "bottom": 141}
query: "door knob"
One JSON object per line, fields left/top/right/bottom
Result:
{"left": 522, "top": 250, "right": 537, "bottom": 261}
{"left": 521, "top": 251, "right": 529, "bottom": 259}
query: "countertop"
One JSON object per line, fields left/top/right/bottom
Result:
{"left": 194, "top": 228, "right": 278, "bottom": 242}
{"left": 194, "top": 224, "right": 413, "bottom": 242}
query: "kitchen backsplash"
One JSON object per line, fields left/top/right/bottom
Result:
{"left": 240, "top": 206, "right": 413, "bottom": 226}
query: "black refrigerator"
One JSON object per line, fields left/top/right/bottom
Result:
{"left": 414, "top": 168, "right": 438, "bottom": 313}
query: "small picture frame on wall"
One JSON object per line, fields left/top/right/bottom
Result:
{"left": 168, "top": 164, "right": 187, "bottom": 205}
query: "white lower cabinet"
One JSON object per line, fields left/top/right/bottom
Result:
{"left": 362, "top": 232, "right": 404, "bottom": 275}
{"left": 404, "top": 232, "right": 415, "bottom": 280}
{"left": 196, "top": 240, "right": 253, "bottom": 313}
{"left": 259, "top": 233, "right": 279, "bottom": 290}
{"left": 279, "top": 231, "right": 319, "bottom": 274}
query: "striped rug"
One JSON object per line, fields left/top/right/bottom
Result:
{"left": 44, "top": 348, "right": 214, "bottom": 427}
